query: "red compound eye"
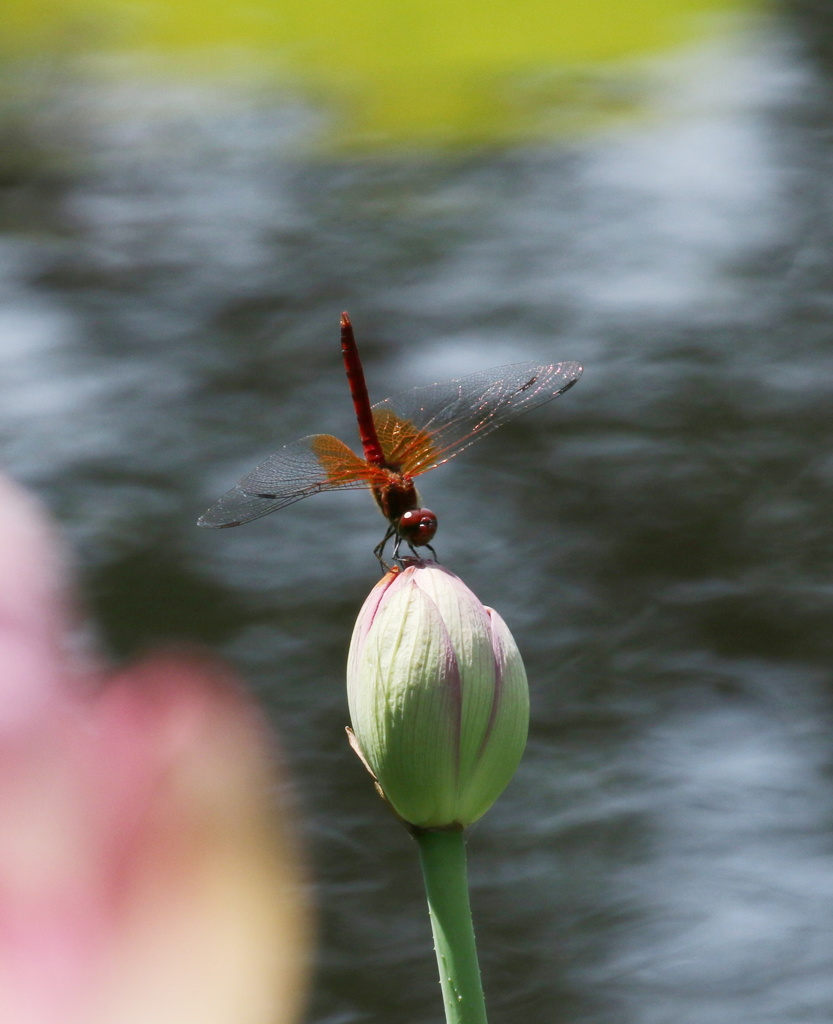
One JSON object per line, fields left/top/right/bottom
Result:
{"left": 398, "top": 509, "right": 438, "bottom": 547}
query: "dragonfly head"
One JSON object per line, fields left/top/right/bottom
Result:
{"left": 397, "top": 508, "right": 438, "bottom": 548}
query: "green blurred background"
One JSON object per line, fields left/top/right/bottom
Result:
{"left": 5, "top": 0, "right": 754, "bottom": 146}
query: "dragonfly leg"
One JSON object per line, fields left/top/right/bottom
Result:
{"left": 405, "top": 539, "right": 438, "bottom": 562}
{"left": 374, "top": 523, "right": 396, "bottom": 569}
{"left": 391, "top": 532, "right": 404, "bottom": 562}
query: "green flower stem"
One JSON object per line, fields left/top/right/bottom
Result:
{"left": 415, "top": 829, "right": 488, "bottom": 1024}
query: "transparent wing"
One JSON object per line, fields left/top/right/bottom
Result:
{"left": 197, "top": 434, "right": 373, "bottom": 528}
{"left": 372, "top": 361, "right": 583, "bottom": 475}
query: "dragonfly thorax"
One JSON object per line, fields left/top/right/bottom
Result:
{"left": 370, "top": 472, "right": 438, "bottom": 561}
{"left": 372, "top": 470, "right": 419, "bottom": 523}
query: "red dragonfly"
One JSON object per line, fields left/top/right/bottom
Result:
{"left": 198, "top": 313, "right": 582, "bottom": 562}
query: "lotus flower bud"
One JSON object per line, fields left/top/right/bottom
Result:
{"left": 347, "top": 560, "right": 529, "bottom": 829}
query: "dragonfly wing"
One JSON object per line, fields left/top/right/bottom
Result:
{"left": 197, "top": 485, "right": 303, "bottom": 528}
{"left": 372, "top": 361, "right": 582, "bottom": 475}
{"left": 197, "top": 434, "right": 372, "bottom": 528}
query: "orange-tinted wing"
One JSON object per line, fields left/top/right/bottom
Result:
{"left": 197, "top": 434, "right": 375, "bottom": 528}
{"left": 371, "top": 361, "right": 582, "bottom": 475}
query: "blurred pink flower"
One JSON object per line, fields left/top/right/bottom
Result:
{"left": 0, "top": 475, "right": 310, "bottom": 1024}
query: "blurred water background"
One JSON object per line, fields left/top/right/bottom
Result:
{"left": 3, "top": 1, "right": 833, "bottom": 1021}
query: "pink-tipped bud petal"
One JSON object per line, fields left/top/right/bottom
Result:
{"left": 347, "top": 562, "right": 529, "bottom": 829}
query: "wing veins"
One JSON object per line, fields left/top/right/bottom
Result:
{"left": 372, "top": 361, "right": 581, "bottom": 475}
{"left": 198, "top": 433, "right": 373, "bottom": 528}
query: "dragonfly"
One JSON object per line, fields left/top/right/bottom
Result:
{"left": 198, "top": 313, "right": 583, "bottom": 563}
